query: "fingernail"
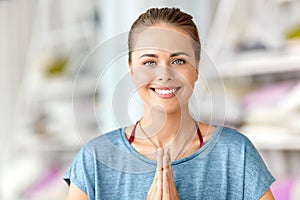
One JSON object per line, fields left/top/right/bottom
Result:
{"left": 157, "top": 148, "right": 162, "bottom": 154}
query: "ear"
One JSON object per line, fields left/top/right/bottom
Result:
{"left": 194, "top": 69, "right": 199, "bottom": 82}
{"left": 195, "top": 59, "right": 200, "bottom": 81}
{"left": 128, "top": 61, "right": 133, "bottom": 75}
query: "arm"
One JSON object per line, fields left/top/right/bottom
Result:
{"left": 66, "top": 183, "right": 88, "bottom": 200}
{"left": 260, "top": 189, "right": 275, "bottom": 200}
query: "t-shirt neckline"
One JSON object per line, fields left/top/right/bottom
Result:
{"left": 120, "top": 125, "right": 223, "bottom": 165}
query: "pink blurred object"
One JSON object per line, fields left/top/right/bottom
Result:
{"left": 242, "top": 81, "right": 298, "bottom": 108}
{"left": 271, "top": 178, "right": 295, "bottom": 200}
{"left": 22, "top": 166, "right": 60, "bottom": 199}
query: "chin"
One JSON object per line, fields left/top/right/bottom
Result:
{"left": 149, "top": 100, "right": 189, "bottom": 115}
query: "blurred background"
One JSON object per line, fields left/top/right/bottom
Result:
{"left": 1, "top": 0, "right": 300, "bottom": 199}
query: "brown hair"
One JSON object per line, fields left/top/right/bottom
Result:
{"left": 128, "top": 7, "right": 201, "bottom": 64}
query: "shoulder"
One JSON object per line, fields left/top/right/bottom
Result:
{"left": 207, "top": 126, "right": 275, "bottom": 199}
{"left": 210, "top": 125, "right": 261, "bottom": 157}
{"left": 85, "top": 128, "right": 124, "bottom": 148}
{"left": 77, "top": 128, "right": 128, "bottom": 159}
{"left": 218, "top": 127, "right": 276, "bottom": 198}
{"left": 198, "top": 123, "right": 253, "bottom": 149}
{"left": 216, "top": 126, "right": 268, "bottom": 165}
{"left": 218, "top": 126, "right": 254, "bottom": 147}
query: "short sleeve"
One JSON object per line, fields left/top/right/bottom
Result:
{"left": 63, "top": 146, "right": 96, "bottom": 198}
{"left": 243, "top": 139, "right": 275, "bottom": 199}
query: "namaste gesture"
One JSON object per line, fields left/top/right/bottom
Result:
{"left": 148, "top": 148, "right": 180, "bottom": 200}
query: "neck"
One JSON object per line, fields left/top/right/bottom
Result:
{"left": 140, "top": 104, "right": 196, "bottom": 148}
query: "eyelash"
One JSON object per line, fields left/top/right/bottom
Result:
{"left": 172, "top": 59, "right": 185, "bottom": 65}
{"left": 143, "top": 59, "right": 185, "bottom": 66}
{"left": 143, "top": 60, "right": 156, "bottom": 66}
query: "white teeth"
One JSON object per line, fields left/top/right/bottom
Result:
{"left": 155, "top": 88, "right": 177, "bottom": 95}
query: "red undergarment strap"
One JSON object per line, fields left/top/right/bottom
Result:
{"left": 129, "top": 120, "right": 204, "bottom": 148}
{"left": 128, "top": 120, "right": 139, "bottom": 144}
{"left": 197, "top": 125, "right": 204, "bottom": 147}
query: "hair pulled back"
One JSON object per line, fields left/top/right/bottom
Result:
{"left": 128, "top": 7, "right": 201, "bottom": 63}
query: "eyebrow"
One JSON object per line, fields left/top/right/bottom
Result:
{"left": 139, "top": 54, "right": 158, "bottom": 59}
{"left": 138, "top": 52, "right": 190, "bottom": 59}
{"left": 170, "top": 52, "right": 190, "bottom": 57}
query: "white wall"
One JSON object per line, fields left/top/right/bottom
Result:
{"left": 0, "top": 0, "right": 34, "bottom": 186}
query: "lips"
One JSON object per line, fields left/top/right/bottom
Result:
{"left": 150, "top": 86, "right": 181, "bottom": 98}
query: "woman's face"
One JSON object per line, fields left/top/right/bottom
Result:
{"left": 129, "top": 24, "right": 199, "bottom": 114}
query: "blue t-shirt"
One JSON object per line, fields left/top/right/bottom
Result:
{"left": 64, "top": 126, "right": 275, "bottom": 199}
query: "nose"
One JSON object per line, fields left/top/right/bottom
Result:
{"left": 157, "top": 66, "right": 173, "bottom": 82}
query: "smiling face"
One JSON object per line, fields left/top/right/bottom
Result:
{"left": 129, "top": 24, "right": 199, "bottom": 114}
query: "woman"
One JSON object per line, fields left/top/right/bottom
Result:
{"left": 65, "top": 7, "right": 275, "bottom": 199}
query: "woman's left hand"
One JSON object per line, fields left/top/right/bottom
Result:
{"left": 162, "top": 148, "right": 180, "bottom": 200}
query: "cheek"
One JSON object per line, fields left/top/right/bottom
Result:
{"left": 177, "top": 68, "right": 197, "bottom": 87}
{"left": 131, "top": 67, "right": 155, "bottom": 89}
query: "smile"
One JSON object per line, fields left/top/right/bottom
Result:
{"left": 150, "top": 86, "right": 181, "bottom": 98}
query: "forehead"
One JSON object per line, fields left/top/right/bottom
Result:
{"left": 132, "top": 26, "right": 195, "bottom": 54}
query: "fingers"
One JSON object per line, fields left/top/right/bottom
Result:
{"left": 163, "top": 148, "right": 171, "bottom": 168}
{"left": 147, "top": 148, "right": 163, "bottom": 199}
{"left": 163, "top": 166, "right": 170, "bottom": 200}
{"left": 148, "top": 168, "right": 162, "bottom": 199}
{"left": 163, "top": 148, "right": 174, "bottom": 180}
{"left": 156, "top": 149, "right": 163, "bottom": 199}
{"left": 148, "top": 148, "right": 179, "bottom": 200}
{"left": 156, "top": 148, "right": 163, "bottom": 198}
{"left": 157, "top": 148, "right": 163, "bottom": 170}
{"left": 163, "top": 148, "right": 179, "bottom": 200}
{"left": 163, "top": 148, "right": 171, "bottom": 200}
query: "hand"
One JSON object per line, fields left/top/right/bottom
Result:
{"left": 148, "top": 148, "right": 180, "bottom": 200}
{"left": 162, "top": 148, "right": 180, "bottom": 200}
{"left": 147, "top": 148, "right": 163, "bottom": 199}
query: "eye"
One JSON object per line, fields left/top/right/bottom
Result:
{"left": 172, "top": 59, "right": 185, "bottom": 65}
{"left": 143, "top": 61, "right": 156, "bottom": 66}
